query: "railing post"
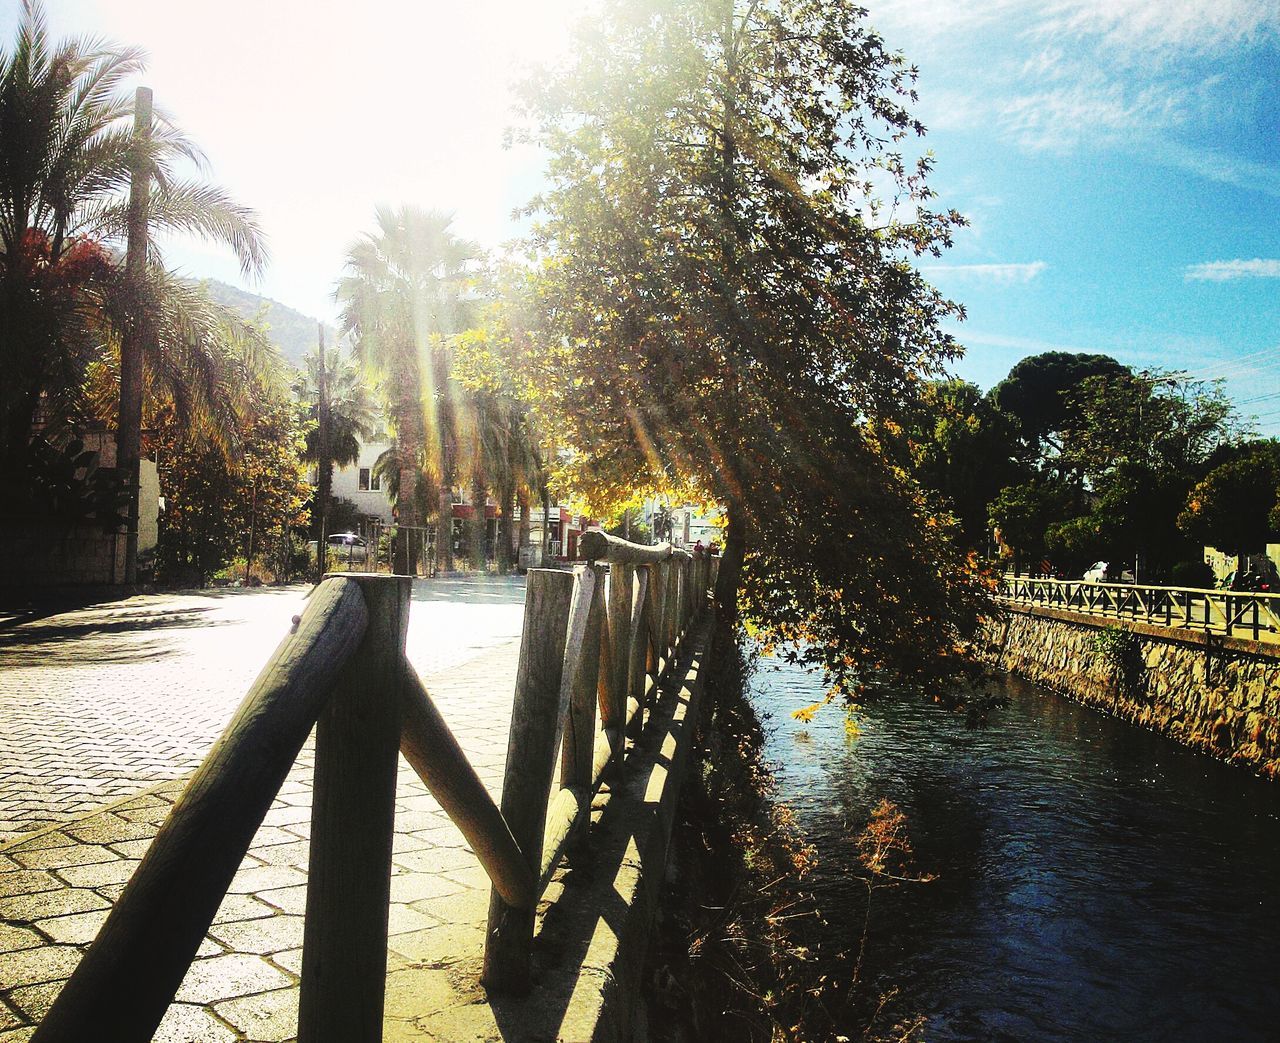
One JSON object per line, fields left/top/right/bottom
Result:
{"left": 626, "top": 566, "right": 651, "bottom": 739}
{"left": 563, "top": 564, "right": 605, "bottom": 790}
{"left": 483, "top": 569, "right": 574, "bottom": 993}
{"left": 606, "top": 563, "right": 634, "bottom": 745}
{"left": 298, "top": 574, "right": 411, "bottom": 1043}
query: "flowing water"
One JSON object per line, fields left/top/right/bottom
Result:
{"left": 747, "top": 657, "right": 1280, "bottom": 1041}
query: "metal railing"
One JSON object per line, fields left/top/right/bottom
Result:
{"left": 1000, "top": 575, "right": 1280, "bottom": 642}
{"left": 34, "top": 536, "right": 717, "bottom": 1040}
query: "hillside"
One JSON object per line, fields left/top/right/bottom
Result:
{"left": 203, "top": 280, "right": 338, "bottom": 368}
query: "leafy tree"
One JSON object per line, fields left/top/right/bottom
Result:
{"left": 1178, "top": 440, "right": 1280, "bottom": 571}
{"left": 514, "top": 0, "right": 983, "bottom": 691}
{"left": 989, "top": 351, "right": 1128, "bottom": 461}
{"left": 155, "top": 394, "right": 309, "bottom": 585}
{"left": 0, "top": 1, "right": 273, "bottom": 544}
{"left": 907, "top": 379, "right": 1026, "bottom": 549}
{"left": 295, "top": 345, "right": 377, "bottom": 562}
{"left": 988, "top": 480, "right": 1076, "bottom": 567}
{"left": 336, "top": 206, "right": 480, "bottom": 572}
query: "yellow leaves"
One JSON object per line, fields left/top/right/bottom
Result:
{"left": 791, "top": 702, "right": 821, "bottom": 723}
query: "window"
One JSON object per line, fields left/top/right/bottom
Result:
{"left": 358, "top": 467, "right": 381, "bottom": 492}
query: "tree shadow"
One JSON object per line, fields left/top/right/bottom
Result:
{"left": 0, "top": 606, "right": 231, "bottom": 664}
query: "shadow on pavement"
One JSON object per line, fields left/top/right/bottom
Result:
{"left": 0, "top": 606, "right": 231, "bottom": 664}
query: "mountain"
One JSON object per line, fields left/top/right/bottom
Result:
{"left": 202, "top": 280, "right": 338, "bottom": 368}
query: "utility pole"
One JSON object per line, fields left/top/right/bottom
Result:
{"left": 117, "top": 86, "right": 153, "bottom": 586}
{"left": 315, "top": 325, "right": 330, "bottom": 581}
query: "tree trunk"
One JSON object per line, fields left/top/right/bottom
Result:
{"left": 713, "top": 500, "right": 746, "bottom": 622}
{"left": 470, "top": 473, "right": 487, "bottom": 570}
{"left": 438, "top": 481, "right": 454, "bottom": 574}
{"left": 542, "top": 487, "right": 553, "bottom": 563}
{"left": 517, "top": 489, "right": 531, "bottom": 570}
{"left": 497, "top": 480, "right": 516, "bottom": 574}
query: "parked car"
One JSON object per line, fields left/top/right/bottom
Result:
{"left": 308, "top": 532, "right": 370, "bottom": 564}
{"left": 1084, "top": 561, "right": 1135, "bottom": 584}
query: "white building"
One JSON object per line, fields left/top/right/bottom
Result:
{"left": 330, "top": 440, "right": 395, "bottom": 524}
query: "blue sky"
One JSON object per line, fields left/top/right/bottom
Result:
{"left": 4, "top": 0, "right": 1278, "bottom": 431}
{"left": 864, "top": 0, "right": 1280, "bottom": 432}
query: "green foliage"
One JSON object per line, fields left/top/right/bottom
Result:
{"left": 907, "top": 379, "right": 1027, "bottom": 548}
{"left": 988, "top": 479, "right": 1076, "bottom": 561}
{"left": 1178, "top": 441, "right": 1280, "bottom": 558}
{"left": 155, "top": 395, "right": 309, "bottom": 584}
{"left": 0, "top": 1, "right": 271, "bottom": 474}
{"left": 514, "top": 0, "right": 984, "bottom": 691}
{"left": 990, "top": 352, "right": 1128, "bottom": 456}
{"left": 1169, "top": 560, "right": 1215, "bottom": 589}
{"left": 337, "top": 207, "right": 482, "bottom": 571}
{"left": 988, "top": 360, "right": 1238, "bottom": 575}
{"left": 1090, "top": 624, "right": 1145, "bottom": 698}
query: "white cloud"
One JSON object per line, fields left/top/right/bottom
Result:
{"left": 1000, "top": 80, "right": 1190, "bottom": 151}
{"left": 1037, "top": 0, "right": 1280, "bottom": 59}
{"left": 1185, "top": 259, "right": 1280, "bottom": 282}
{"left": 922, "top": 261, "right": 1047, "bottom": 284}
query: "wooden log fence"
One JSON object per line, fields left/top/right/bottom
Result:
{"left": 1000, "top": 575, "right": 1280, "bottom": 642}
{"left": 482, "top": 530, "right": 716, "bottom": 991}
{"left": 33, "top": 535, "right": 718, "bottom": 1039}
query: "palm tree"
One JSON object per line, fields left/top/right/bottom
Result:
{"left": 0, "top": 1, "right": 268, "bottom": 465}
{"left": 336, "top": 206, "right": 480, "bottom": 572}
{"left": 295, "top": 344, "right": 378, "bottom": 565}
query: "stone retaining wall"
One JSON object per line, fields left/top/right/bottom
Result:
{"left": 982, "top": 604, "right": 1280, "bottom": 779}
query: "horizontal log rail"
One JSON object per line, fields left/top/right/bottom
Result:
{"left": 999, "top": 575, "right": 1280, "bottom": 642}
{"left": 34, "top": 538, "right": 718, "bottom": 1038}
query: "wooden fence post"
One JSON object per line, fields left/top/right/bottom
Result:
{"left": 606, "top": 563, "right": 634, "bottom": 739}
{"left": 625, "top": 566, "right": 651, "bottom": 739}
{"left": 483, "top": 569, "right": 574, "bottom": 993}
{"left": 562, "top": 565, "right": 605, "bottom": 791}
{"left": 298, "top": 574, "right": 411, "bottom": 1043}
{"left": 33, "top": 579, "right": 368, "bottom": 1043}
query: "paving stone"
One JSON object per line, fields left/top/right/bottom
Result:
{"left": 62, "top": 814, "right": 156, "bottom": 845}
{"left": 154, "top": 1002, "right": 238, "bottom": 1042}
{"left": 386, "top": 902, "right": 441, "bottom": 937}
{"left": 0, "top": 579, "right": 526, "bottom": 1037}
{"left": 0, "top": 925, "right": 40, "bottom": 955}
{"left": 30, "top": 908, "right": 108, "bottom": 945}
{"left": 270, "top": 948, "right": 302, "bottom": 976}
{"left": 227, "top": 865, "right": 308, "bottom": 895}
{"left": 0, "top": 944, "right": 81, "bottom": 988}
{"left": 208, "top": 914, "right": 305, "bottom": 956}
{"left": 392, "top": 847, "right": 479, "bottom": 875}
{"left": 212, "top": 893, "right": 276, "bottom": 925}
{"left": 0, "top": 886, "right": 109, "bottom": 922}
{"left": 213, "top": 986, "right": 299, "bottom": 1042}
{"left": 5, "top": 981, "right": 59, "bottom": 1022}
{"left": 173, "top": 953, "right": 293, "bottom": 1005}
{"left": 389, "top": 872, "right": 467, "bottom": 905}
{"left": 387, "top": 922, "right": 484, "bottom": 967}
{"left": 0, "top": 999, "right": 21, "bottom": 1032}
{"left": 0, "top": 1026, "right": 35, "bottom": 1041}
{"left": 248, "top": 839, "right": 310, "bottom": 868}
{"left": 0, "top": 872, "right": 60, "bottom": 900}
{"left": 10, "top": 844, "right": 118, "bottom": 871}
{"left": 253, "top": 884, "right": 307, "bottom": 916}
{"left": 54, "top": 856, "right": 139, "bottom": 888}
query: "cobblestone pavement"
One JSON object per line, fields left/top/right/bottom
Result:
{"left": 0, "top": 578, "right": 526, "bottom": 841}
{"left": 0, "top": 575, "right": 529, "bottom": 1040}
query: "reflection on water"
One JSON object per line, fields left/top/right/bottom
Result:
{"left": 747, "top": 655, "right": 1280, "bottom": 1042}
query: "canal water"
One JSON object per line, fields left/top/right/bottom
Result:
{"left": 747, "top": 656, "right": 1280, "bottom": 1041}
